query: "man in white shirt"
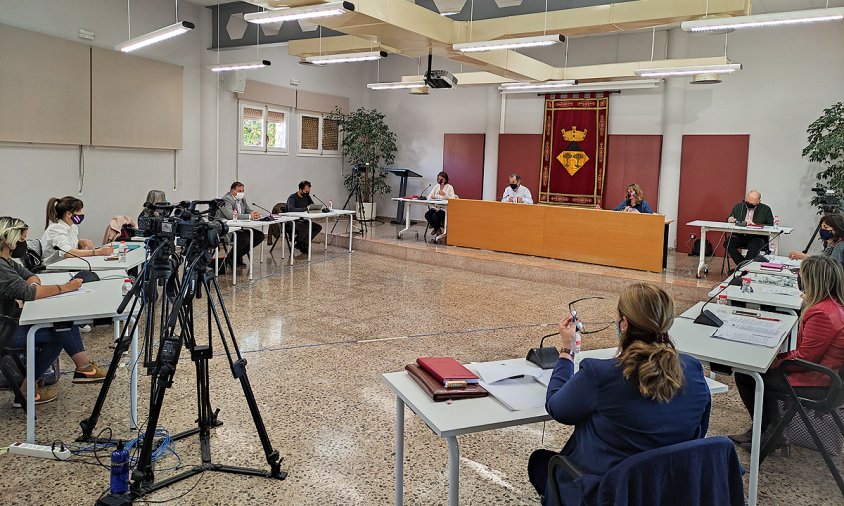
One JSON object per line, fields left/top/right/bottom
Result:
{"left": 501, "top": 174, "right": 534, "bottom": 204}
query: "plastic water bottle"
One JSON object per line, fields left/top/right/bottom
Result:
{"left": 122, "top": 278, "right": 133, "bottom": 296}
{"left": 716, "top": 294, "right": 729, "bottom": 316}
{"left": 774, "top": 215, "right": 780, "bottom": 231}
{"left": 110, "top": 441, "right": 129, "bottom": 495}
{"left": 328, "top": 200, "right": 333, "bottom": 211}
{"left": 741, "top": 277, "right": 752, "bottom": 293}
{"left": 574, "top": 331, "right": 582, "bottom": 355}
{"left": 118, "top": 241, "right": 127, "bottom": 263}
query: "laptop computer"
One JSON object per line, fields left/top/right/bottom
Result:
{"left": 306, "top": 204, "right": 324, "bottom": 213}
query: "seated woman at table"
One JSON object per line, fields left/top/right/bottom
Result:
{"left": 730, "top": 255, "right": 844, "bottom": 448}
{"left": 787, "top": 214, "right": 844, "bottom": 263}
{"left": 607, "top": 183, "right": 654, "bottom": 213}
{"left": 424, "top": 171, "right": 458, "bottom": 237}
{"left": 527, "top": 283, "right": 711, "bottom": 505}
{"left": 0, "top": 217, "right": 107, "bottom": 404}
{"left": 41, "top": 196, "right": 113, "bottom": 265}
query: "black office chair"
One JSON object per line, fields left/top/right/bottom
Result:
{"left": 760, "top": 359, "right": 844, "bottom": 497}
{"left": 0, "top": 315, "right": 30, "bottom": 413}
{"left": 268, "top": 202, "right": 293, "bottom": 255}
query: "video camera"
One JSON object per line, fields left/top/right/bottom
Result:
{"left": 137, "top": 200, "right": 229, "bottom": 249}
{"left": 811, "top": 185, "right": 843, "bottom": 213}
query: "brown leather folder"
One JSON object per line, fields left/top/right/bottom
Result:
{"left": 405, "top": 364, "right": 488, "bottom": 402}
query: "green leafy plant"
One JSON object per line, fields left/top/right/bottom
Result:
{"left": 327, "top": 107, "right": 397, "bottom": 202}
{"left": 804, "top": 101, "right": 844, "bottom": 212}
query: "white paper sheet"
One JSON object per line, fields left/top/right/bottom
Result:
{"left": 712, "top": 316, "right": 785, "bottom": 347}
{"left": 472, "top": 362, "right": 545, "bottom": 384}
{"left": 479, "top": 376, "right": 548, "bottom": 411}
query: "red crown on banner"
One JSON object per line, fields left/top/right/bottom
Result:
{"left": 562, "top": 126, "right": 587, "bottom": 142}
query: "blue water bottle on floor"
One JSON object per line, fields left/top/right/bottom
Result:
{"left": 110, "top": 441, "right": 129, "bottom": 495}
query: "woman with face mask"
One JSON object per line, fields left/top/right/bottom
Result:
{"left": 730, "top": 255, "right": 844, "bottom": 449}
{"left": 609, "top": 183, "right": 654, "bottom": 213}
{"left": 527, "top": 283, "right": 711, "bottom": 505}
{"left": 41, "top": 196, "right": 114, "bottom": 265}
{"left": 0, "top": 217, "right": 107, "bottom": 405}
{"left": 788, "top": 214, "right": 844, "bottom": 263}
{"left": 424, "top": 171, "right": 458, "bottom": 237}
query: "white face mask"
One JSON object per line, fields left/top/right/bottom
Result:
{"left": 235, "top": 192, "right": 245, "bottom": 201}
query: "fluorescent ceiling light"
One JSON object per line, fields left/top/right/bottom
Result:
{"left": 115, "top": 21, "right": 194, "bottom": 53}
{"left": 454, "top": 34, "right": 564, "bottom": 53}
{"left": 682, "top": 7, "right": 844, "bottom": 32}
{"left": 244, "top": 2, "right": 354, "bottom": 24}
{"left": 634, "top": 63, "right": 741, "bottom": 77}
{"left": 208, "top": 60, "right": 271, "bottom": 72}
{"left": 367, "top": 80, "right": 426, "bottom": 90}
{"left": 499, "top": 80, "right": 576, "bottom": 90}
{"left": 440, "top": 11, "right": 460, "bottom": 16}
{"left": 306, "top": 51, "right": 387, "bottom": 65}
{"left": 498, "top": 79, "right": 662, "bottom": 94}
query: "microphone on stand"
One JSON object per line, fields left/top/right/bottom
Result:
{"left": 417, "top": 183, "right": 433, "bottom": 201}
{"left": 251, "top": 203, "right": 276, "bottom": 221}
{"left": 310, "top": 194, "right": 331, "bottom": 213}
{"left": 53, "top": 246, "right": 100, "bottom": 283}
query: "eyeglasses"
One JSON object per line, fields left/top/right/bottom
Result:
{"left": 569, "top": 296, "right": 615, "bottom": 334}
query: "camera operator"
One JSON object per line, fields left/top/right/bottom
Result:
{"left": 726, "top": 190, "right": 774, "bottom": 267}
{"left": 789, "top": 214, "right": 844, "bottom": 263}
{"left": 215, "top": 182, "right": 263, "bottom": 272}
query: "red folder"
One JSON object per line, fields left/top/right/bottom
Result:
{"left": 416, "top": 357, "right": 479, "bottom": 385}
{"left": 406, "top": 365, "right": 488, "bottom": 402}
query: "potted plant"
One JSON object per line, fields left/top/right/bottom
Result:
{"left": 327, "top": 107, "right": 397, "bottom": 220}
{"left": 805, "top": 101, "right": 844, "bottom": 212}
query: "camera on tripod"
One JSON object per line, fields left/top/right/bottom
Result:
{"left": 138, "top": 200, "right": 229, "bottom": 250}
{"left": 811, "top": 185, "right": 843, "bottom": 213}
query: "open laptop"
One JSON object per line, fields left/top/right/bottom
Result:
{"left": 306, "top": 204, "right": 324, "bottom": 213}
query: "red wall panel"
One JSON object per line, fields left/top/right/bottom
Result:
{"left": 676, "top": 135, "right": 750, "bottom": 255}
{"left": 497, "top": 134, "right": 543, "bottom": 200}
{"left": 443, "top": 134, "right": 485, "bottom": 200}
{"left": 603, "top": 135, "right": 663, "bottom": 212}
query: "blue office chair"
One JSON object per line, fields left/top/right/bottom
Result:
{"left": 546, "top": 436, "right": 745, "bottom": 506}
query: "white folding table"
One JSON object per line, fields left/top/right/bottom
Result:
{"left": 671, "top": 302, "right": 798, "bottom": 506}
{"left": 17, "top": 272, "right": 139, "bottom": 443}
{"left": 224, "top": 217, "right": 297, "bottom": 284}
{"left": 391, "top": 197, "right": 449, "bottom": 243}
{"left": 686, "top": 220, "right": 793, "bottom": 278}
{"left": 281, "top": 210, "right": 355, "bottom": 265}
{"left": 44, "top": 243, "right": 147, "bottom": 272}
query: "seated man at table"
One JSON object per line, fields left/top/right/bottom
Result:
{"left": 286, "top": 180, "right": 322, "bottom": 254}
{"left": 726, "top": 190, "right": 774, "bottom": 267}
{"left": 501, "top": 174, "right": 534, "bottom": 204}
{"left": 216, "top": 181, "right": 263, "bottom": 270}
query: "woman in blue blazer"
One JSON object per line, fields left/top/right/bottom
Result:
{"left": 528, "top": 283, "right": 711, "bottom": 505}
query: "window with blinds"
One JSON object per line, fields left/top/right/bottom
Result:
{"left": 298, "top": 112, "right": 341, "bottom": 157}
{"left": 239, "top": 101, "right": 288, "bottom": 155}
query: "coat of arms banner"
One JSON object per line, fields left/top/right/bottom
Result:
{"left": 538, "top": 92, "right": 609, "bottom": 206}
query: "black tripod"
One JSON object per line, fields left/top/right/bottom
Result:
{"left": 337, "top": 169, "right": 368, "bottom": 236}
{"left": 92, "top": 233, "right": 285, "bottom": 505}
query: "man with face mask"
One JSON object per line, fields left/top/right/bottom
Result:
{"left": 285, "top": 180, "right": 322, "bottom": 255}
{"left": 726, "top": 190, "right": 775, "bottom": 267}
{"left": 217, "top": 182, "right": 264, "bottom": 272}
{"left": 501, "top": 174, "right": 534, "bottom": 204}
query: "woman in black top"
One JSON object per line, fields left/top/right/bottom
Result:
{"left": 0, "top": 217, "right": 106, "bottom": 404}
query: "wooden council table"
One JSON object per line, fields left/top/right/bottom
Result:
{"left": 447, "top": 199, "right": 668, "bottom": 272}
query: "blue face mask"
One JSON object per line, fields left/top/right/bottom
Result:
{"left": 615, "top": 320, "right": 623, "bottom": 340}
{"left": 820, "top": 229, "right": 836, "bottom": 241}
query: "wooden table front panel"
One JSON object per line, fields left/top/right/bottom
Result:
{"left": 448, "top": 200, "right": 665, "bottom": 272}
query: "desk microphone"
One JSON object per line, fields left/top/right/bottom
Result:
{"left": 53, "top": 246, "right": 100, "bottom": 283}
{"left": 251, "top": 202, "right": 274, "bottom": 216}
{"left": 417, "top": 183, "right": 432, "bottom": 200}
{"left": 526, "top": 331, "right": 561, "bottom": 369}
{"left": 310, "top": 194, "right": 331, "bottom": 213}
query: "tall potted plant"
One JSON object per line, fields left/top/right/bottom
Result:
{"left": 327, "top": 107, "right": 397, "bottom": 220}
{"left": 805, "top": 101, "right": 844, "bottom": 212}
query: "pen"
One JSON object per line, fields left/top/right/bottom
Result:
{"left": 756, "top": 316, "right": 780, "bottom": 322}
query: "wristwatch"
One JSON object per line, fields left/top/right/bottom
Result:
{"left": 562, "top": 347, "right": 575, "bottom": 357}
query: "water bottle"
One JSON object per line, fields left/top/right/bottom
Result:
{"left": 122, "top": 278, "right": 133, "bottom": 296}
{"left": 741, "top": 277, "right": 752, "bottom": 293}
{"left": 118, "top": 241, "right": 127, "bottom": 263}
{"left": 716, "top": 294, "right": 729, "bottom": 316}
{"left": 110, "top": 441, "right": 129, "bottom": 495}
{"left": 774, "top": 215, "right": 780, "bottom": 230}
{"left": 232, "top": 206, "right": 238, "bottom": 221}
{"left": 574, "top": 331, "right": 582, "bottom": 355}
{"left": 328, "top": 200, "right": 333, "bottom": 211}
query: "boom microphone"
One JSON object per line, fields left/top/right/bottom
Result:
{"left": 310, "top": 194, "right": 331, "bottom": 213}
{"left": 53, "top": 246, "right": 100, "bottom": 283}
{"left": 251, "top": 203, "right": 274, "bottom": 215}
{"left": 417, "top": 183, "right": 433, "bottom": 201}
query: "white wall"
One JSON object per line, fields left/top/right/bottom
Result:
{"left": 0, "top": 0, "right": 204, "bottom": 241}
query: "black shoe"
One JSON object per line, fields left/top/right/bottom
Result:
{"left": 728, "top": 428, "right": 753, "bottom": 445}
{"left": 216, "top": 262, "right": 227, "bottom": 276}
{"left": 236, "top": 257, "right": 247, "bottom": 267}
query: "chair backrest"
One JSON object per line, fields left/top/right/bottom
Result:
{"left": 593, "top": 437, "right": 744, "bottom": 506}
{"left": 271, "top": 202, "right": 286, "bottom": 214}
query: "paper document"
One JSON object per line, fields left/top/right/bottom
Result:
{"left": 760, "top": 286, "right": 801, "bottom": 296}
{"left": 712, "top": 316, "right": 785, "bottom": 347}
{"left": 48, "top": 286, "right": 93, "bottom": 300}
{"left": 473, "top": 362, "right": 545, "bottom": 384}
{"left": 479, "top": 376, "right": 548, "bottom": 411}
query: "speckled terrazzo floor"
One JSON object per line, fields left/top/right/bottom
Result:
{"left": 0, "top": 236, "right": 841, "bottom": 505}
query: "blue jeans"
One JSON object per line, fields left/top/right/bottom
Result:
{"left": 11, "top": 324, "right": 85, "bottom": 381}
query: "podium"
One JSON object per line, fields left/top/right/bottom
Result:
{"left": 384, "top": 168, "right": 423, "bottom": 224}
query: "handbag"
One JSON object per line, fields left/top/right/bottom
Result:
{"left": 688, "top": 239, "right": 713, "bottom": 257}
{"left": 0, "top": 314, "right": 61, "bottom": 388}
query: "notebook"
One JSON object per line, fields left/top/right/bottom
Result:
{"left": 416, "top": 357, "right": 479, "bottom": 386}
{"left": 306, "top": 204, "right": 324, "bottom": 213}
{"left": 405, "top": 365, "right": 488, "bottom": 402}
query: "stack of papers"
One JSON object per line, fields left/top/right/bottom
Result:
{"left": 760, "top": 286, "right": 801, "bottom": 296}
{"left": 712, "top": 316, "right": 785, "bottom": 347}
{"left": 470, "top": 362, "right": 548, "bottom": 411}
